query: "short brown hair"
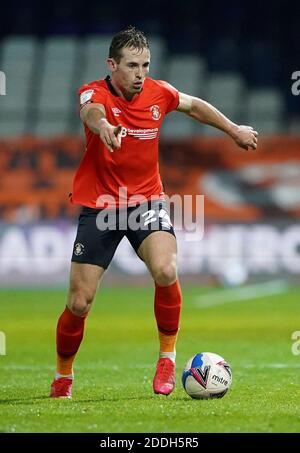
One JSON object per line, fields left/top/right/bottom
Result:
{"left": 109, "top": 26, "right": 149, "bottom": 63}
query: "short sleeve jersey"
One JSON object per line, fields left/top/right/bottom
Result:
{"left": 72, "top": 76, "right": 179, "bottom": 208}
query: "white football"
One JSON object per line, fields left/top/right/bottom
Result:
{"left": 182, "top": 352, "right": 232, "bottom": 399}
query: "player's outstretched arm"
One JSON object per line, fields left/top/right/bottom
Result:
{"left": 177, "top": 92, "right": 258, "bottom": 150}
{"left": 80, "top": 103, "right": 122, "bottom": 153}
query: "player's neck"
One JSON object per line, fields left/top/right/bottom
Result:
{"left": 110, "top": 77, "right": 137, "bottom": 102}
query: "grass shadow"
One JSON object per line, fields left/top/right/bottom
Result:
{"left": 0, "top": 396, "right": 49, "bottom": 405}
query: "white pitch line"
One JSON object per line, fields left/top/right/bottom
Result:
{"left": 242, "top": 363, "right": 300, "bottom": 369}
{"left": 1, "top": 363, "right": 152, "bottom": 371}
{"left": 194, "top": 280, "right": 289, "bottom": 308}
{"left": 2, "top": 363, "right": 300, "bottom": 371}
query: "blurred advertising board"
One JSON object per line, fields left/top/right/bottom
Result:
{"left": 0, "top": 136, "right": 299, "bottom": 285}
{"left": 0, "top": 221, "right": 299, "bottom": 286}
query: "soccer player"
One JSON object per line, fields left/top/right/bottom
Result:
{"left": 50, "top": 26, "right": 258, "bottom": 398}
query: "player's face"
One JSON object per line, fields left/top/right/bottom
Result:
{"left": 108, "top": 47, "right": 150, "bottom": 98}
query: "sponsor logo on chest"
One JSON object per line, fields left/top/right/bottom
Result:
{"left": 111, "top": 104, "right": 162, "bottom": 140}
{"left": 122, "top": 127, "right": 158, "bottom": 140}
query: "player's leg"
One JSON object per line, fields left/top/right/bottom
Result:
{"left": 137, "top": 231, "right": 182, "bottom": 395}
{"left": 57, "top": 263, "right": 105, "bottom": 374}
{"left": 50, "top": 263, "right": 104, "bottom": 398}
{"left": 50, "top": 206, "right": 124, "bottom": 398}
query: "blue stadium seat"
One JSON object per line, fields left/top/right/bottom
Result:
{"left": 246, "top": 88, "right": 284, "bottom": 134}
{"left": 162, "top": 55, "right": 207, "bottom": 138}
{"left": 147, "top": 35, "right": 167, "bottom": 80}
{"left": 204, "top": 72, "right": 246, "bottom": 131}
{"left": 34, "top": 37, "right": 78, "bottom": 135}
{"left": 79, "top": 35, "right": 113, "bottom": 85}
{"left": 0, "top": 36, "right": 36, "bottom": 136}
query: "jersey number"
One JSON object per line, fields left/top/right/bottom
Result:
{"left": 142, "top": 210, "right": 157, "bottom": 226}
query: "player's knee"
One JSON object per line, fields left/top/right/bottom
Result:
{"left": 67, "top": 289, "right": 94, "bottom": 316}
{"left": 153, "top": 262, "right": 177, "bottom": 286}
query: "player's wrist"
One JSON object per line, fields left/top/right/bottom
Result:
{"left": 98, "top": 117, "right": 110, "bottom": 129}
{"left": 226, "top": 123, "right": 239, "bottom": 139}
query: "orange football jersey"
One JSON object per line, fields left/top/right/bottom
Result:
{"left": 71, "top": 76, "right": 179, "bottom": 208}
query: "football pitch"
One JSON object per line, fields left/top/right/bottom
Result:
{"left": 1, "top": 284, "right": 300, "bottom": 433}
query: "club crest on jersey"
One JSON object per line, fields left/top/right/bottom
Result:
{"left": 112, "top": 107, "right": 122, "bottom": 116}
{"left": 74, "top": 243, "right": 84, "bottom": 256}
{"left": 150, "top": 104, "right": 161, "bottom": 120}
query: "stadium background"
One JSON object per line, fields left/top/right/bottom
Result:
{"left": 1, "top": 0, "right": 300, "bottom": 435}
{"left": 0, "top": 0, "right": 299, "bottom": 287}
{"left": 1, "top": 0, "right": 299, "bottom": 287}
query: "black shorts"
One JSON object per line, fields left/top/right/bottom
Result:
{"left": 71, "top": 199, "right": 176, "bottom": 269}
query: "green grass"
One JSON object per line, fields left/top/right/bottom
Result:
{"left": 1, "top": 285, "right": 300, "bottom": 433}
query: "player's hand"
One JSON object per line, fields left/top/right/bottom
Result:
{"left": 99, "top": 120, "right": 123, "bottom": 153}
{"left": 229, "top": 125, "right": 258, "bottom": 151}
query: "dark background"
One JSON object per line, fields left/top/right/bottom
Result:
{"left": 0, "top": 0, "right": 299, "bottom": 114}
